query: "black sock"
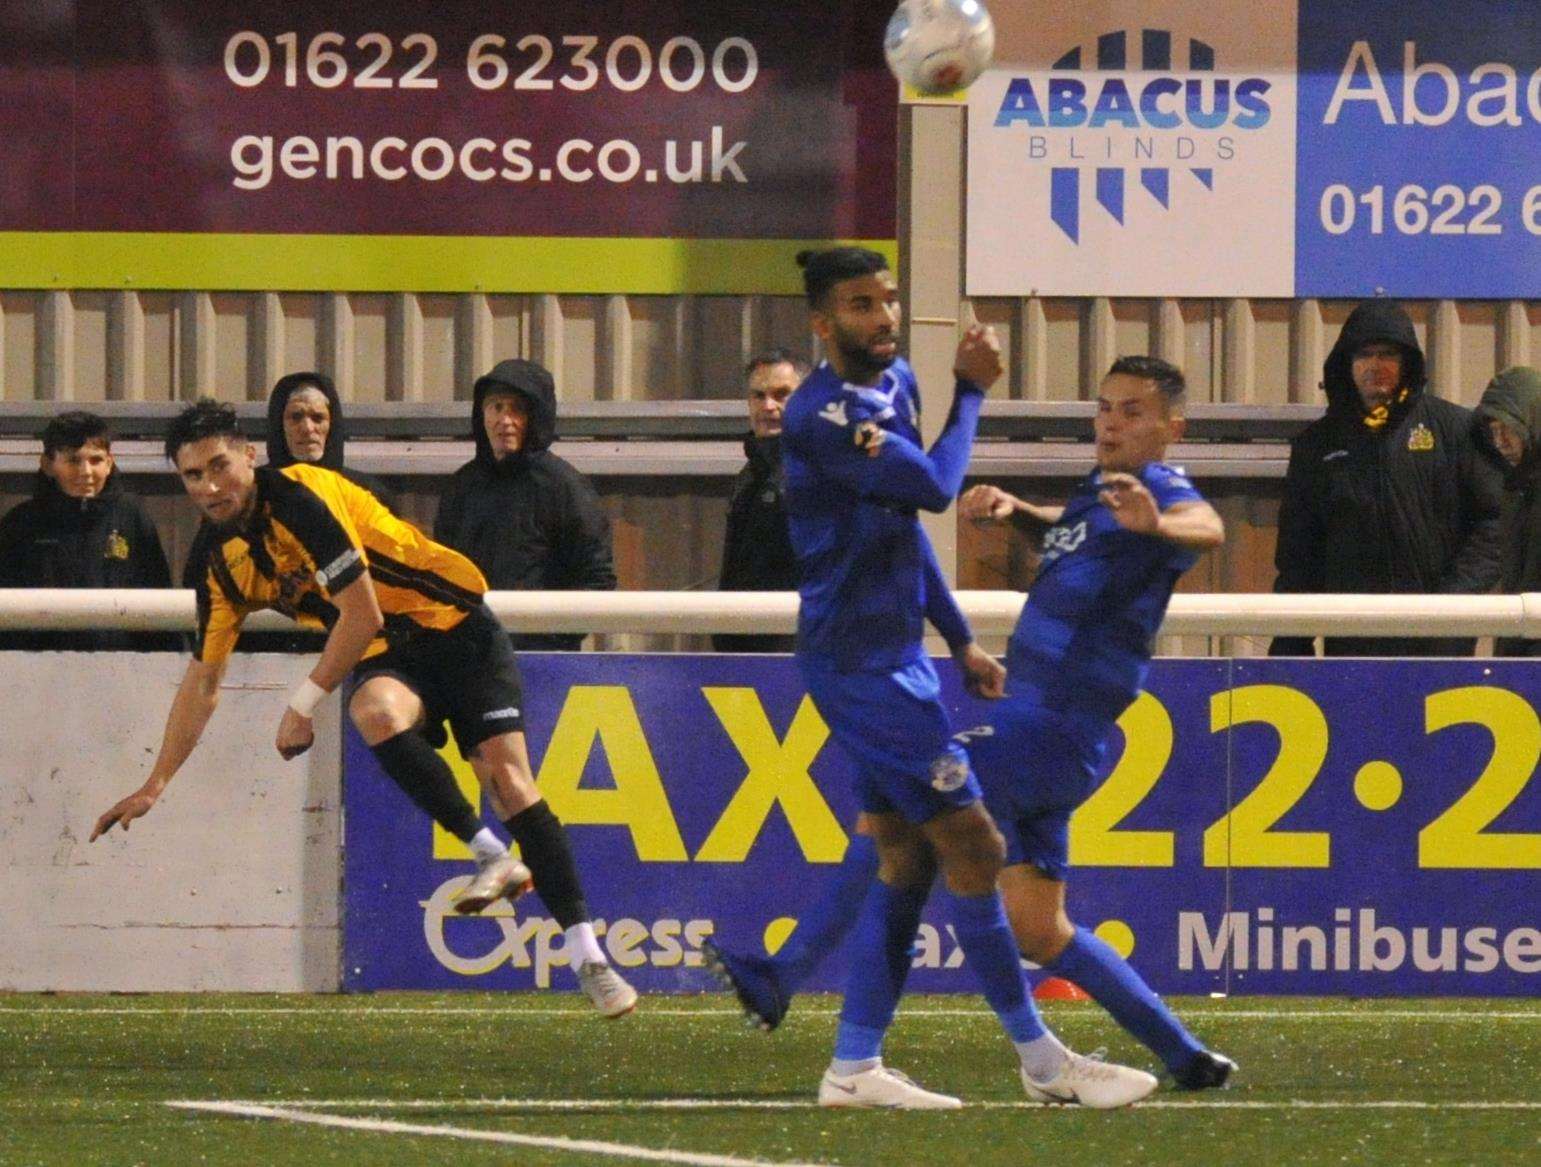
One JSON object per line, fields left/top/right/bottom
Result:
{"left": 370, "top": 729, "right": 482, "bottom": 843}
{"left": 503, "top": 801, "right": 589, "bottom": 928}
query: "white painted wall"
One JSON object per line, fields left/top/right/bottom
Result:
{"left": 0, "top": 653, "right": 342, "bottom": 991}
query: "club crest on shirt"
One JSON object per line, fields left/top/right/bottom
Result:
{"left": 1407, "top": 423, "right": 1435, "bottom": 452}
{"left": 930, "top": 751, "right": 970, "bottom": 793}
{"left": 853, "top": 420, "right": 887, "bottom": 457}
{"left": 276, "top": 569, "right": 311, "bottom": 613}
{"left": 103, "top": 530, "right": 130, "bottom": 560}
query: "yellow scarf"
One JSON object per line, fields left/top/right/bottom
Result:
{"left": 1363, "top": 387, "right": 1410, "bottom": 430}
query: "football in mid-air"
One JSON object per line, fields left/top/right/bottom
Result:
{"left": 884, "top": 0, "right": 996, "bottom": 95}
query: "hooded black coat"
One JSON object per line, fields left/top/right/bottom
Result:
{"left": 181, "top": 372, "right": 396, "bottom": 651}
{"left": 713, "top": 435, "right": 796, "bottom": 653}
{"left": 1270, "top": 300, "right": 1504, "bottom": 657}
{"left": 434, "top": 359, "right": 616, "bottom": 651}
{"left": 1474, "top": 366, "right": 1541, "bottom": 656}
{"left": 0, "top": 469, "right": 173, "bottom": 651}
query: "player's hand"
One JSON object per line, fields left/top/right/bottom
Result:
{"left": 960, "top": 483, "right": 1019, "bottom": 524}
{"left": 90, "top": 787, "right": 158, "bottom": 841}
{"left": 953, "top": 324, "right": 1004, "bottom": 389}
{"left": 956, "top": 642, "right": 1006, "bottom": 700}
{"left": 1099, "top": 472, "right": 1161, "bottom": 534}
{"left": 276, "top": 708, "right": 315, "bottom": 760}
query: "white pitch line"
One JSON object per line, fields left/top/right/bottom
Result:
{"left": 165, "top": 1101, "right": 836, "bottom": 1167}
{"left": 173, "top": 1097, "right": 1541, "bottom": 1114}
{"left": 7, "top": 1006, "right": 1541, "bottom": 1021}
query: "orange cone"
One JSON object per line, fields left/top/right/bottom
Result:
{"left": 1033, "top": 976, "right": 1090, "bottom": 1001}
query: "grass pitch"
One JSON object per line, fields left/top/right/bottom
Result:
{"left": 1, "top": 994, "right": 1537, "bottom": 1166}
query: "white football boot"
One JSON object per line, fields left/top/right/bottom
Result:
{"left": 818, "top": 1063, "right": 963, "bottom": 1109}
{"left": 1021, "top": 1050, "right": 1159, "bottom": 1109}
{"left": 577, "top": 961, "right": 639, "bottom": 1018}
{"left": 452, "top": 854, "right": 533, "bottom": 916}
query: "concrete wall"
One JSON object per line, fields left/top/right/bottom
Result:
{"left": 0, "top": 653, "right": 342, "bottom": 991}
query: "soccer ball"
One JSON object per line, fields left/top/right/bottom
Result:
{"left": 884, "top": 0, "right": 996, "bottom": 95}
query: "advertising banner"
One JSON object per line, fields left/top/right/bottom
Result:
{"left": 968, "top": 0, "right": 1541, "bottom": 298}
{"left": 343, "top": 655, "right": 1541, "bottom": 997}
{"left": 0, "top": 2, "right": 895, "bottom": 292}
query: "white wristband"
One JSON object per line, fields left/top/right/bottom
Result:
{"left": 288, "top": 677, "right": 328, "bottom": 719}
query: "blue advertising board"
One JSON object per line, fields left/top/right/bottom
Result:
{"left": 1295, "top": 0, "right": 1541, "bottom": 298}
{"left": 343, "top": 656, "right": 1541, "bottom": 997}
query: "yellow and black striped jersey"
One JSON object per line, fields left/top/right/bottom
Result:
{"left": 194, "top": 464, "right": 488, "bottom": 665}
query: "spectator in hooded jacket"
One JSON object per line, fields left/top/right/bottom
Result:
{"left": 1269, "top": 300, "right": 1504, "bottom": 657}
{"left": 0, "top": 410, "right": 172, "bottom": 651}
{"left": 1474, "top": 365, "right": 1541, "bottom": 657}
{"left": 713, "top": 349, "right": 809, "bottom": 654}
{"left": 435, "top": 359, "right": 616, "bottom": 651}
{"left": 181, "top": 372, "right": 395, "bottom": 650}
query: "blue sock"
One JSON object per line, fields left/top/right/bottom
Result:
{"left": 832, "top": 878, "right": 929, "bottom": 1062}
{"left": 1046, "top": 926, "right": 1204, "bottom": 1073}
{"left": 773, "top": 835, "right": 878, "bottom": 990}
{"left": 948, "top": 890, "right": 1046, "bottom": 1043}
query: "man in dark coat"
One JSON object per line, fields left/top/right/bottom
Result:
{"left": 1270, "top": 300, "right": 1504, "bottom": 657}
{"left": 181, "top": 372, "right": 394, "bottom": 652}
{"left": 714, "top": 349, "right": 808, "bottom": 653}
{"left": 1474, "top": 365, "right": 1541, "bottom": 656}
{"left": 435, "top": 359, "right": 616, "bottom": 651}
{"left": 0, "top": 410, "right": 172, "bottom": 651}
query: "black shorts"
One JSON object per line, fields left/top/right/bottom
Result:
{"left": 352, "top": 604, "right": 525, "bottom": 757}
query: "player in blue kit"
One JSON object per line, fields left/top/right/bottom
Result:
{"left": 958, "top": 355, "right": 1237, "bottom": 1094}
{"left": 726, "top": 246, "right": 1158, "bottom": 1110}
{"left": 711, "top": 355, "right": 1235, "bottom": 1097}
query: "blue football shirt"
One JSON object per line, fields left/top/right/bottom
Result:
{"left": 1005, "top": 461, "right": 1204, "bottom": 719}
{"left": 781, "top": 358, "right": 982, "bottom": 673}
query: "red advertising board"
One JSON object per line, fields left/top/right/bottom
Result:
{"left": 0, "top": 3, "right": 897, "bottom": 291}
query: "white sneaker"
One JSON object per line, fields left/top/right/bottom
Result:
{"left": 577, "top": 961, "right": 638, "bottom": 1018}
{"left": 1021, "top": 1050, "right": 1159, "bottom": 1109}
{"left": 818, "top": 1063, "right": 962, "bottom": 1110}
{"left": 452, "top": 854, "right": 533, "bottom": 916}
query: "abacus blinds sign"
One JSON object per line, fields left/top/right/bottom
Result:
{"left": 968, "top": 4, "right": 1297, "bottom": 297}
{"left": 969, "top": 0, "right": 1541, "bottom": 299}
{"left": 997, "top": 30, "right": 1272, "bottom": 246}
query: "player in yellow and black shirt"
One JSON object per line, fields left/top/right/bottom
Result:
{"left": 91, "top": 399, "right": 636, "bottom": 1017}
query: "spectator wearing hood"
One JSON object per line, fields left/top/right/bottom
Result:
{"left": 1269, "top": 300, "right": 1503, "bottom": 657}
{"left": 0, "top": 410, "right": 172, "bottom": 651}
{"left": 181, "top": 372, "right": 395, "bottom": 649}
{"left": 1475, "top": 366, "right": 1541, "bottom": 657}
{"left": 714, "top": 349, "right": 807, "bottom": 653}
{"left": 435, "top": 359, "right": 616, "bottom": 651}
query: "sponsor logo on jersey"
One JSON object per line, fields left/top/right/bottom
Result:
{"left": 1042, "top": 520, "right": 1089, "bottom": 562}
{"left": 818, "top": 400, "right": 849, "bottom": 427}
{"left": 482, "top": 707, "right": 521, "bottom": 721}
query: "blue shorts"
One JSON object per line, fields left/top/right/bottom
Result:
{"left": 801, "top": 655, "right": 981, "bottom": 825}
{"left": 961, "top": 698, "right": 1112, "bottom": 882}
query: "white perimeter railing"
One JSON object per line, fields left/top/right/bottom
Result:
{"left": 2, "top": 589, "right": 1541, "bottom": 639}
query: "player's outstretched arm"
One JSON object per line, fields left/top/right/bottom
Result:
{"left": 960, "top": 484, "right": 1064, "bottom": 532}
{"left": 91, "top": 657, "right": 226, "bottom": 840}
{"left": 275, "top": 570, "right": 384, "bottom": 761}
{"left": 1099, "top": 473, "right": 1224, "bottom": 549}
